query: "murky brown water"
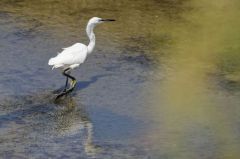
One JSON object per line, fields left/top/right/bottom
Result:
{"left": 0, "top": 0, "right": 240, "bottom": 158}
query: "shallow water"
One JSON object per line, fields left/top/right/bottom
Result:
{"left": 0, "top": 0, "right": 240, "bottom": 158}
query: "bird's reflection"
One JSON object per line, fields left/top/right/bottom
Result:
{"left": 0, "top": 92, "right": 100, "bottom": 157}
{"left": 53, "top": 96, "right": 101, "bottom": 157}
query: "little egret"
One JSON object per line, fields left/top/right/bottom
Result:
{"left": 48, "top": 17, "right": 115, "bottom": 99}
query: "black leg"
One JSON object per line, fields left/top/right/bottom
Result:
{"left": 55, "top": 68, "right": 77, "bottom": 100}
{"left": 62, "top": 70, "right": 77, "bottom": 94}
{"left": 63, "top": 76, "right": 68, "bottom": 92}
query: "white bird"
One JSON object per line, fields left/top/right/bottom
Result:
{"left": 48, "top": 17, "right": 115, "bottom": 99}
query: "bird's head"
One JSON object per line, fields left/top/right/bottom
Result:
{"left": 88, "top": 17, "right": 115, "bottom": 25}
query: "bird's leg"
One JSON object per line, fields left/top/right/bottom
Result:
{"left": 65, "top": 72, "right": 77, "bottom": 93}
{"left": 55, "top": 68, "right": 77, "bottom": 100}
{"left": 63, "top": 69, "right": 71, "bottom": 92}
{"left": 63, "top": 68, "right": 71, "bottom": 91}
{"left": 55, "top": 68, "right": 71, "bottom": 100}
{"left": 63, "top": 76, "right": 68, "bottom": 92}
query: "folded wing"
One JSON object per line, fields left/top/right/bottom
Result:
{"left": 48, "top": 43, "right": 88, "bottom": 69}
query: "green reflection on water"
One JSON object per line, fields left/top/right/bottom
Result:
{"left": 149, "top": 0, "right": 240, "bottom": 159}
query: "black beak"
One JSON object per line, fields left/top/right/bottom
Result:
{"left": 101, "top": 19, "right": 116, "bottom": 22}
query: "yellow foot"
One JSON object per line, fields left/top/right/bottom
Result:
{"left": 71, "top": 80, "right": 77, "bottom": 87}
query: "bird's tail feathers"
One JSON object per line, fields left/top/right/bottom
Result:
{"left": 48, "top": 58, "right": 56, "bottom": 65}
{"left": 49, "top": 58, "right": 64, "bottom": 70}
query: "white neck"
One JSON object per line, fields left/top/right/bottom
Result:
{"left": 86, "top": 22, "right": 96, "bottom": 54}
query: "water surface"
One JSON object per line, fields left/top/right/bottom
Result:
{"left": 0, "top": 0, "right": 240, "bottom": 158}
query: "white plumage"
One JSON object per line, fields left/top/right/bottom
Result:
{"left": 48, "top": 43, "right": 87, "bottom": 69}
{"left": 48, "top": 17, "right": 101, "bottom": 70}
{"left": 48, "top": 17, "right": 115, "bottom": 99}
{"left": 48, "top": 17, "right": 115, "bottom": 70}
